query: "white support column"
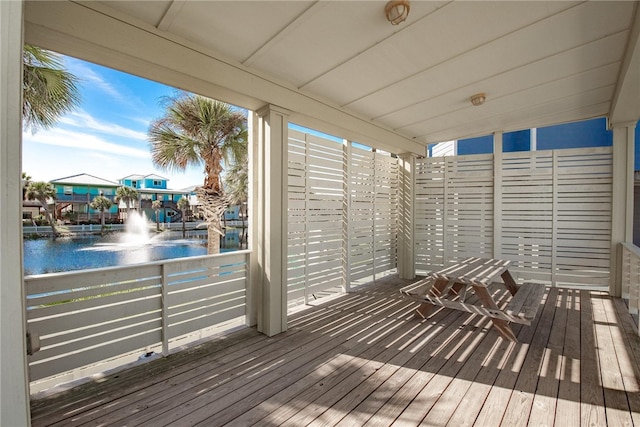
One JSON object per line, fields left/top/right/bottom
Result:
{"left": 254, "top": 105, "right": 289, "bottom": 336}
{"left": 611, "top": 123, "right": 636, "bottom": 297}
{"left": 493, "top": 132, "right": 503, "bottom": 259}
{"left": 1, "top": 1, "right": 31, "bottom": 425}
{"left": 246, "top": 111, "right": 259, "bottom": 327}
{"left": 398, "top": 153, "right": 416, "bottom": 279}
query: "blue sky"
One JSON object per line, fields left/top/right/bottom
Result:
{"left": 22, "top": 55, "right": 206, "bottom": 190}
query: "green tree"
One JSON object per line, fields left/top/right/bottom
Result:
{"left": 25, "top": 181, "right": 58, "bottom": 236}
{"left": 152, "top": 200, "right": 162, "bottom": 232}
{"left": 177, "top": 196, "right": 190, "bottom": 238}
{"left": 115, "top": 186, "right": 140, "bottom": 221}
{"left": 21, "top": 172, "right": 32, "bottom": 200}
{"left": 90, "top": 194, "right": 112, "bottom": 234}
{"left": 149, "top": 93, "right": 247, "bottom": 254}
{"left": 23, "top": 44, "right": 81, "bottom": 133}
{"left": 223, "top": 147, "right": 248, "bottom": 249}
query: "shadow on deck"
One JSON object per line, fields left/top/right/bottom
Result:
{"left": 30, "top": 275, "right": 640, "bottom": 426}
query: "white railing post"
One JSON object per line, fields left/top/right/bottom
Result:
{"left": 161, "top": 262, "right": 169, "bottom": 356}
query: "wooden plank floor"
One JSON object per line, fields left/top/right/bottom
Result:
{"left": 30, "top": 276, "right": 640, "bottom": 426}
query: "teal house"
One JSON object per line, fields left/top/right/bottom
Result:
{"left": 119, "top": 174, "right": 168, "bottom": 190}
{"left": 46, "top": 173, "right": 196, "bottom": 224}
{"left": 118, "top": 174, "right": 194, "bottom": 223}
{"left": 50, "top": 173, "right": 120, "bottom": 223}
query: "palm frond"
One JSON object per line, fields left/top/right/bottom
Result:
{"left": 23, "top": 45, "right": 81, "bottom": 132}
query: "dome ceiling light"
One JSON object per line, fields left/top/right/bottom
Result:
{"left": 470, "top": 93, "right": 487, "bottom": 106}
{"left": 385, "top": 0, "right": 410, "bottom": 25}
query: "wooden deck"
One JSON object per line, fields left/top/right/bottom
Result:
{"left": 30, "top": 276, "right": 640, "bottom": 426}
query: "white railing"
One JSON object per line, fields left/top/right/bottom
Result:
{"left": 25, "top": 250, "right": 250, "bottom": 382}
{"left": 621, "top": 242, "right": 640, "bottom": 330}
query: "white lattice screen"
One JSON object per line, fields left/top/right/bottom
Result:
{"left": 287, "top": 130, "right": 399, "bottom": 305}
{"left": 347, "top": 146, "right": 399, "bottom": 282}
{"left": 287, "top": 130, "right": 345, "bottom": 304}
{"left": 416, "top": 147, "right": 613, "bottom": 289}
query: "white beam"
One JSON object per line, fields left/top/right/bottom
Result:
{"left": 23, "top": 1, "right": 424, "bottom": 156}
{"left": 0, "top": 1, "right": 30, "bottom": 425}
{"left": 255, "top": 105, "right": 289, "bottom": 336}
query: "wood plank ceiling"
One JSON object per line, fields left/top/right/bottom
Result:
{"left": 87, "top": 1, "right": 639, "bottom": 146}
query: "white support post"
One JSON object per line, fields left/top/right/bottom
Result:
{"left": 246, "top": 111, "right": 259, "bottom": 327}
{"left": 255, "top": 105, "right": 289, "bottom": 336}
{"left": 493, "top": 132, "right": 503, "bottom": 259}
{"left": 398, "top": 153, "right": 416, "bottom": 279}
{"left": 611, "top": 123, "right": 636, "bottom": 297}
{"left": 0, "top": 1, "right": 31, "bottom": 425}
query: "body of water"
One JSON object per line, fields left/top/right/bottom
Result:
{"left": 24, "top": 232, "right": 209, "bottom": 275}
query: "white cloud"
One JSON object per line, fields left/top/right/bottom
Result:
{"left": 69, "top": 61, "right": 127, "bottom": 103}
{"left": 24, "top": 127, "right": 150, "bottom": 159}
{"left": 59, "top": 110, "right": 148, "bottom": 141}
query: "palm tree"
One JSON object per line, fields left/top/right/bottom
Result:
{"left": 177, "top": 197, "right": 190, "bottom": 238}
{"left": 23, "top": 44, "right": 81, "bottom": 133}
{"left": 90, "top": 194, "right": 112, "bottom": 234}
{"left": 25, "top": 181, "right": 58, "bottom": 236}
{"left": 21, "top": 172, "right": 32, "bottom": 200}
{"left": 224, "top": 148, "right": 248, "bottom": 249}
{"left": 149, "top": 93, "right": 247, "bottom": 254}
{"left": 152, "top": 200, "right": 162, "bottom": 232}
{"left": 115, "top": 186, "right": 140, "bottom": 221}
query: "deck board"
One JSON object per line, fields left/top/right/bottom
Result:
{"left": 554, "top": 289, "right": 582, "bottom": 425}
{"left": 30, "top": 276, "right": 640, "bottom": 426}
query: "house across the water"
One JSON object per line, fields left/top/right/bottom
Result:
{"left": 45, "top": 173, "right": 197, "bottom": 224}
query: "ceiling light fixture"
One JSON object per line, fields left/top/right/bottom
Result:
{"left": 385, "top": 0, "right": 410, "bottom": 25}
{"left": 470, "top": 93, "right": 486, "bottom": 106}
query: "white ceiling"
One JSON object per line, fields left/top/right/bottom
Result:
{"left": 27, "top": 1, "right": 640, "bottom": 151}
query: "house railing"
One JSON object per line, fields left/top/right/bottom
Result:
{"left": 25, "top": 250, "right": 250, "bottom": 382}
{"left": 621, "top": 242, "right": 640, "bottom": 331}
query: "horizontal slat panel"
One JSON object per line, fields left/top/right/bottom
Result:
{"left": 169, "top": 305, "right": 245, "bottom": 340}
{"left": 26, "top": 252, "right": 249, "bottom": 381}
{"left": 29, "top": 332, "right": 160, "bottom": 381}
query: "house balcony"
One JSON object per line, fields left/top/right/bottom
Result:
{"left": 29, "top": 273, "right": 640, "bottom": 426}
